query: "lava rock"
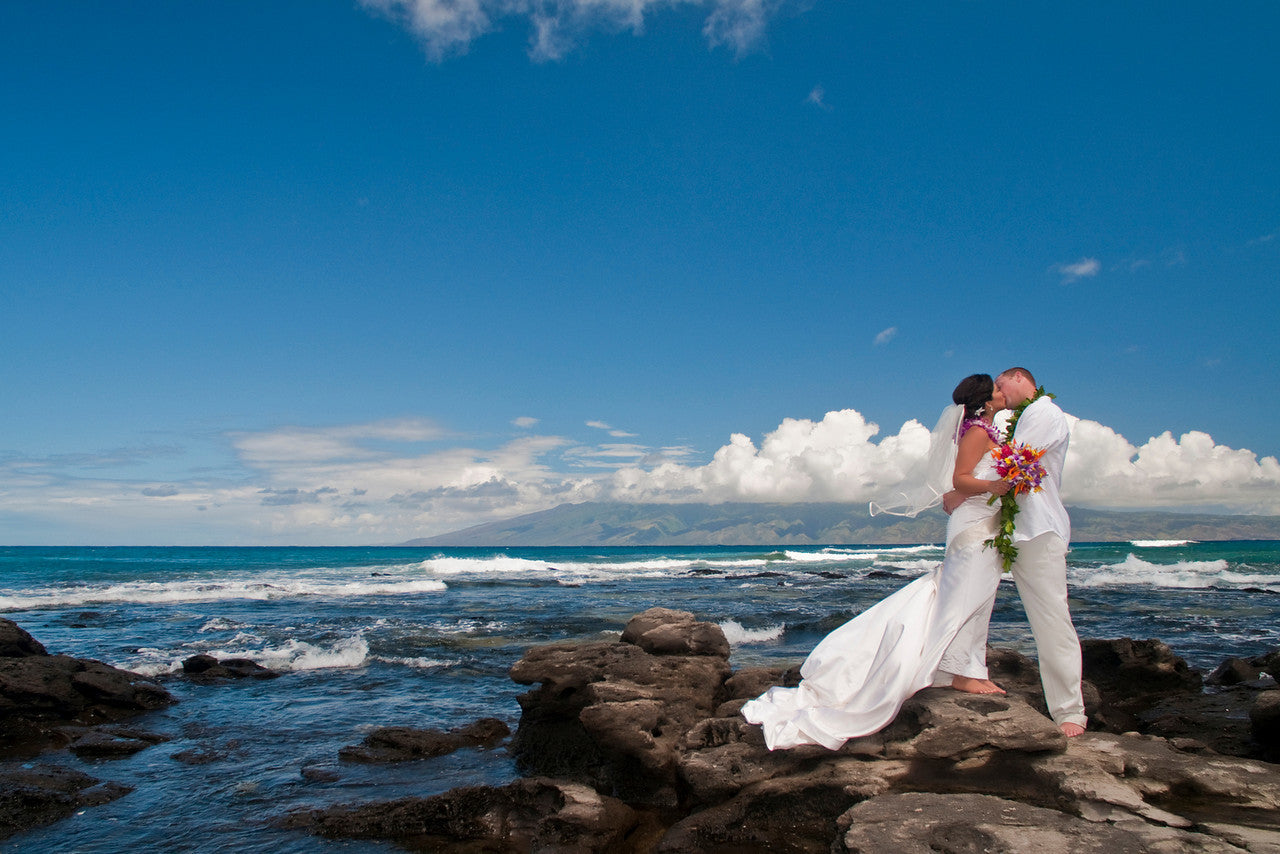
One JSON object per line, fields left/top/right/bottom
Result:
{"left": 338, "top": 718, "right": 510, "bottom": 763}
{"left": 0, "top": 619, "right": 174, "bottom": 747}
{"left": 620, "top": 607, "right": 730, "bottom": 658}
{"left": 0, "top": 764, "right": 132, "bottom": 840}
{"left": 181, "top": 654, "right": 279, "bottom": 681}
{"left": 290, "top": 777, "right": 640, "bottom": 852}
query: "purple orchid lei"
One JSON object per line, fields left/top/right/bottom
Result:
{"left": 961, "top": 417, "right": 1002, "bottom": 445}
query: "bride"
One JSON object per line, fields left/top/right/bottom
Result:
{"left": 741, "top": 374, "right": 1012, "bottom": 750}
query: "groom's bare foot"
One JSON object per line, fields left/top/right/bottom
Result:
{"left": 1060, "top": 722, "right": 1085, "bottom": 738}
{"left": 951, "top": 676, "right": 1006, "bottom": 695}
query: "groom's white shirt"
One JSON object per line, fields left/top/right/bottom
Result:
{"left": 1010, "top": 396, "right": 1071, "bottom": 544}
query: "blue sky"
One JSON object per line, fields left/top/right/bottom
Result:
{"left": 3, "top": 1, "right": 1279, "bottom": 544}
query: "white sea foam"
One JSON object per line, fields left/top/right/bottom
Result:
{"left": 0, "top": 576, "right": 448, "bottom": 610}
{"left": 417, "top": 556, "right": 555, "bottom": 576}
{"left": 1068, "top": 554, "right": 1278, "bottom": 590}
{"left": 220, "top": 634, "right": 370, "bottom": 671}
{"left": 826, "top": 546, "right": 945, "bottom": 562}
{"left": 413, "top": 554, "right": 771, "bottom": 583}
{"left": 720, "top": 620, "right": 785, "bottom": 645}
{"left": 1130, "top": 539, "right": 1196, "bottom": 548}
{"left": 198, "top": 618, "right": 238, "bottom": 632}
{"left": 782, "top": 550, "right": 861, "bottom": 563}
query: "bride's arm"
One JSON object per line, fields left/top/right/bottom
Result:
{"left": 951, "top": 428, "right": 1011, "bottom": 497}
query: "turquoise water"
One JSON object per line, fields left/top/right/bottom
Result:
{"left": 2, "top": 541, "right": 1278, "bottom": 852}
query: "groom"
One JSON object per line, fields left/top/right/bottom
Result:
{"left": 944, "top": 367, "right": 1088, "bottom": 737}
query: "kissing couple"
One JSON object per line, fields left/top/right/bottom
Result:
{"left": 742, "top": 367, "right": 1088, "bottom": 749}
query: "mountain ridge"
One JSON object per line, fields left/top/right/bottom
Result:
{"left": 402, "top": 502, "right": 1280, "bottom": 546}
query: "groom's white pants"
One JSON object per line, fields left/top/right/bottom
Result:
{"left": 1011, "top": 533, "right": 1087, "bottom": 727}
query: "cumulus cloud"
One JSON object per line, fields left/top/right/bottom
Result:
{"left": 605, "top": 411, "right": 1280, "bottom": 514}
{"left": 1054, "top": 257, "right": 1101, "bottom": 282}
{"left": 359, "top": 0, "right": 781, "bottom": 61}
{"left": 1060, "top": 418, "right": 1280, "bottom": 513}
{"left": 3, "top": 409, "right": 1278, "bottom": 545}
{"left": 609, "top": 410, "right": 930, "bottom": 503}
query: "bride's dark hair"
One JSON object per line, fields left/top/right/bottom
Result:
{"left": 952, "top": 374, "right": 994, "bottom": 420}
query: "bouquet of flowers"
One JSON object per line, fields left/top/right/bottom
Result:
{"left": 984, "top": 442, "right": 1048, "bottom": 571}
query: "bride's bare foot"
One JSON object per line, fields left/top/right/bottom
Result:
{"left": 1060, "top": 722, "right": 1085, "bottom": 738}
{"left": 951, "top": 676, "right": 1006, "bottom": 695}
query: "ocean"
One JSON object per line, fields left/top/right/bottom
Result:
{"left": 3, "top": 541, "right": 1279, "bottom": 852}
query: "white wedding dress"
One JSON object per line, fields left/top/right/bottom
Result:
{"left": 741, "top": 452, "right": 1003, "bottom": 751}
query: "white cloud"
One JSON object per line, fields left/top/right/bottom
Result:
{"left": 230, "top": 418, "right": 443, "bottom": 464}
{"left": 1054, "top": 257, "right": 1101, "bottom": 282}
{"left": 806, "top": 85, "right": 829, "bottom": 110}
{"left": 361, "top": 0, "right": 780, "bottom": 61}
{"left": 874, "top": 326, "right": 898, "bottom": 346}
{"left": 607, "top": 411, "right": 1280, "bottom": 514}
{"left": 3, "top": 410, "right": 1278, "bottom": 545}
{"left": 1061, "top": 418, "right": 1280, "bottom": 513}
{"left": 513, "top": 416, "right": 540, "bottom": 428}
{"left": 609, "top": 410, "right": 930, "bottom": 503}
{"left": 587, "top": 419, "right": 638, "bottom": 438}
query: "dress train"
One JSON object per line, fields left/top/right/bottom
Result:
{"left": 741, "top": 515, "right": 1002, "bottom": 750}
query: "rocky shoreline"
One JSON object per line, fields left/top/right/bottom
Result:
{"left": 5, "top": 611, "right": 1280, "bottom": 851}
{"left": 290, "top": 608, "right": 1280, "bottom": 852}
{"left": 0, "top": 618, "right": 175, "bottom": 838}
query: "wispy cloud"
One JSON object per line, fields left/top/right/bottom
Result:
{"left": 1054, "top": 257, "right": 1101, "bottom": 283}
{"left": 512, "top": 416, "right": 539, "bottom": 428}
{"left": 806, "top": 84, "right": 830, "bottom": 110}
{"left": 587, "top": 420, "right": 638, "bottom": 438}
{"left": 230, "top": 418, "right": 443, "bottom": 465}
{"left": 360, "top": 0, "right": 781, "bottom": 61}
{"left": 874, "top": 326, "right": 898, "bottom": 346}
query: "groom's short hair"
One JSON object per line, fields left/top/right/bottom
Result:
{"left": 999, "top": 367, "right": 1036, "bottom": 386}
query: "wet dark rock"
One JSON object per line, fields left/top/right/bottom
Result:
{"left": 300, "top": 765, "right": 341, "bottom": 783}
{"left": 339, "top": 718, "right": 510, "bottom": 763}
{"left": 0, "top": 764, "right": 132, "bottom": 840}
{"left": 1250, "top": 690, "right": 1280, "bottom": 759}
{"left": 65, "top": 724, "right": 170, "bottom": 759}
{"left": 988, "top": 638, "right": 1207, "bottom": 736}
{"left": 1251, "top": 648, "right": 1280, "bottom": 677}
{"left": 170, "top": 748, "right": 224, "bottom": 765}
{"left": 0, "top": 618, "right": 175, "bottom": 753}
{"left": 0, "top": 619, "right": 172, "bottom": 835}
{"left": 1207, "top": 656, "right": 1265, "bottom": 686}
{"left": 0, "top": 620, "right": 47, "bottom": 658}
{"left": 289, "top": 777, "right": 641, "bottom": 852}
{"left": 180, "top": 654, "right": 279, "bottom": 681}
{"left": 1082, "top": 636, "right": 1203, "bottom": 701}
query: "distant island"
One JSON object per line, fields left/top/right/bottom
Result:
{"left": 402, "top": 502, "right": 1280, "bottom": 546}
